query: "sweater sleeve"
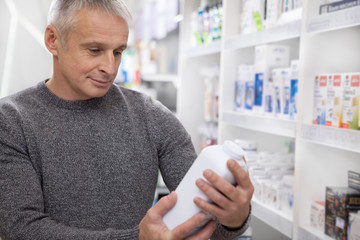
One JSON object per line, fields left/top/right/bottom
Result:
{"left": 0, "top": 105, "right": 139, "bottom": 240}
{"left": 144, "top": 97, "right": 250, "bottom": 240}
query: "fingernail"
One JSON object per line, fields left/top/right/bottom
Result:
{"left": 204, "top": 170, "right": 212, "bottom": 178}
{"left": 169, "top": 191, "right": 176, "bottom": 200}
{"left": 228, "top": 159, "right": 235, "bottom": 167}
{"left": 196, "top": 179, "right": 204, "bottom": 187}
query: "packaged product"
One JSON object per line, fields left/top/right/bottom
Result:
{"left": 273, "top": 68, "right": 291, "bottom": 118}
{"left": 342, "top": 73, "right": 360, "bottom": 130}
{"left": 254, "top": 45, "right": 290, "bottom": 113}
{"left": 313, "top": 74, "right": 328, "bottom": 125}
{"left": 311, "top": 201, "right": 325, "bottom": 232}
{"left": 244, "top": 66, "right": 255, "bottom": 110}
{"left": 234, "top": 65, "right": 250, "bottom": 112}
{"left": 325, "top": 187, "right": 360, "bottom": 240}
{"left": 289, "top": 60, "right": 299, "bottom": 120}
{"left": 264, "top": 0, "right": 282, "bottom": 29}
{"left": 326, "top": 74, "right": 344, "bottom": 127}
{"left": 348, "top": 211, "right": 360, "bottom": 240}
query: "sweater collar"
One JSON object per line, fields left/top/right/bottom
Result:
{"left": 37, "top": 79, "right": 112, "bottom": 110}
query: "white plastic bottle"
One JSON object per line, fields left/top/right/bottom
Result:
{"left": 163, "top": 140, "right": 247, "bottom": 235}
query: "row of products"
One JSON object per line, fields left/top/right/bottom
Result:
{"left": 202, "top": 65, "right": 220, "bottom": 123}
{"left": 319, "top": 0, "right": 360, "bottom": 15}
{"left": 235, "top": 139, "right": 295, "bottom": 216}
{"left": 311, "top": 171, "right": 360, "bottom": 240}
{"left": 240, "top": 0, "right": 302, "bottom": 35}
{"left": 234, "top": 44, "right": 299, "bottom": 120}
{"left": 312, "top": 73, "right": 360, "bottom": 130}
{"left": 190, "top": 0, "right": 223, "bottom": 47}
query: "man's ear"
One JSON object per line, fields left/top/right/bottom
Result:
{"left": 44, "top": 25, "right": 60, "bottom": 56}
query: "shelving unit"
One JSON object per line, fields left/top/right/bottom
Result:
{"left": 252, "top": 199, "right": 293, "bottom": 238}
{"left": 177, "top": 0, "right": 360, "bottom": 239}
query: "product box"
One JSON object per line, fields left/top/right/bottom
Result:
{"left": 244, "top": 66, "right": 255, "bottom": 110}
{"left": 348, "top": 211, "right": 360, "bottom": 240}
{"left": 234, "top": 65, "right": 250, "bottom": 111}
{"left": 313, "top": 75, "right": 328, "bottom": 125}
{"left": 273, "top": 68, "right": 291, "bottom": 118}
{"left": 326, "top": 74, "right": 344, "bottom": 127}
{"left": 311, "top": 201, "right": 325, "bottom": 232}
{"left": 349, "top": 171, "right": 360, "bottom": 191}
{"left": 264, "top": 0, "right": 282, "bottom": 28}
{"left": 289, "top": 60, "right": 299, "bottom": 120}
{"left": 325, "top": 187, "right": 360, "bottom": 240}
{"left": 319, "top": 0, "right": 360, "bottom": 15}
{"left": 342, "top": 73, "right": 360, "bottom": 130}
{"left": 254, "top": 45, "right": 290, "bottom": 113}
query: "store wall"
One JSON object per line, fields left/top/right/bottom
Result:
{"left": 0, "top": 0, "right": 52, "bottom": 98}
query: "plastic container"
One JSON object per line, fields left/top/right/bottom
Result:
{"left": 163, "top": 140, "right": 247, "bottom": 235}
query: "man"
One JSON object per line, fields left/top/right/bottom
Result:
{"left": 0, "top": 0, "right": 253, "bottom": 239}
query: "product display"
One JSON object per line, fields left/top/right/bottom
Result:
{"left": 236, "top": 139, "right": 295, "bottom": 215}
{"left": 163, "top": 141, "right": 246, "bottom": 235}
{"left": 190, "top": 0, "right": 223, "bottom": 46}
{"left": 202, "top": 65, "right": 220, "bottom": 122}
{"left": 239, "top": 0, "right": 302, "bottom": 34}
{"left": 233, "top": 50, "right": 299, "bottom": 120}
{"left": 312, "top": 72, "right": 360, "bottom": 129}
{"left": 325, "top": 187, "right": 360, "bottom": 240}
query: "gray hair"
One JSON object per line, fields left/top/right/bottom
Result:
{"left": 48, "top": 0, "right": 132, "bottom": 46}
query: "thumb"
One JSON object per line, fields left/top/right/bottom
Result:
{"left": 152, "top": 191, "right": 177, "bottom": 217}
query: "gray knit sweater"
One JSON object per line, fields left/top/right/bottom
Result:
{"left": 0, "top": 81, "right": 248, "bottom": 239}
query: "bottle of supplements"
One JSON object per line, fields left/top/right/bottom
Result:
{"left": 163, "top": 140, "right": 247, "bottom": 236}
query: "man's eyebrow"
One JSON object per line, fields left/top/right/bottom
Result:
{"left": 80, "top": 42, "right": 127, "bottom": 50}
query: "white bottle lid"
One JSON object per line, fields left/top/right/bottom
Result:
{"left": 223, "top": 140, "right": 245, "bottom": 160}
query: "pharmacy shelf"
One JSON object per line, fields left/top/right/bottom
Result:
{"left": 307, "top": 6, "right": 360, "bottom": 34}
{"left": 251, "top": 199, "right": 293, "bottom": 239}
{"left": 301, "top": 124, "right": 360, "bottom": 153}
{"left": 141, "top": 74, "right": 178, "bottom": 83}
{"left": 298, "top": 226, "right": 334, "bottom": 240}
{"left": 225, "top": 19, "right": 301, "bottom": 51}
{"left": 182, "top": 40, "right": 221, "bottom": 59}
{"left": 222, "top": 111, "right": 297, "bottom": 138}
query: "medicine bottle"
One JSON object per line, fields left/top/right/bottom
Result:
{"left": 163, "top": 140, "right": 246, "bottom": 235}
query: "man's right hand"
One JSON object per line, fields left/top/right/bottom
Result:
{"left": 139, "top": 191, "right": 216, "bottom": 240}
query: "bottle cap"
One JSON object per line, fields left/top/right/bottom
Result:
{"left": 223, "top": 140, "right": 245, "bottom": 160}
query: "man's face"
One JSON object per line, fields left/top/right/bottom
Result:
{"left": 51, "top": 8, "right": 129, "bottom": 100}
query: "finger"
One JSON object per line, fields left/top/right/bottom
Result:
{"left": 227, "top": 159, "right": 252, "bottom": 189}
{"left": 195, "top": 178, "right": 232, "bottom": 209}
{"left": 151, "top": 191, "right": 177, "bottom": 218}
{"left": 171, "top": 212, "right": 209, "bottom": 239}
{"left": 194, "top": 196, "right": 224, "bottom": 218}
{"left": 201, "top": 169, "right": 240, "bottom": 203}
{"left": 186, "top": 220, "right": 216, "bottom": 240}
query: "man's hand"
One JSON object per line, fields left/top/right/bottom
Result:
{"left": 194, "top": 158, "right": 254, "bottom": 229}
{"left": 139, "top": 192, "right": 217, "bottom": 240}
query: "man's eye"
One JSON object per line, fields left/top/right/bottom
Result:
{"left": 114, "top": 51, "right": 122, "bottom": 57}
{"left": 89, "top": 49, "right": 100, "bottom": 54}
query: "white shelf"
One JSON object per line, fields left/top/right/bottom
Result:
{"left": 183, "top": 40, "right": 221, "bottom": 59}
{"left": 251, "top": 199, "right": 293, "bottom": 239}
{"left": 298, "top": 226, "right": 334, "bottom": 240}
{"left": 141, "top": 74, "right": 178, "bottom": 83}
{"left": 222, "top": 111, "right": 297, "bottom": 138}
{"left": 225, "top": 19, "right": 301, "bottom": 51}
{"left": 301, "top": 124, "right": 360, "bottom": 153}
{"left": 307, "top": 6, "right": 360, "bottom": 34}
